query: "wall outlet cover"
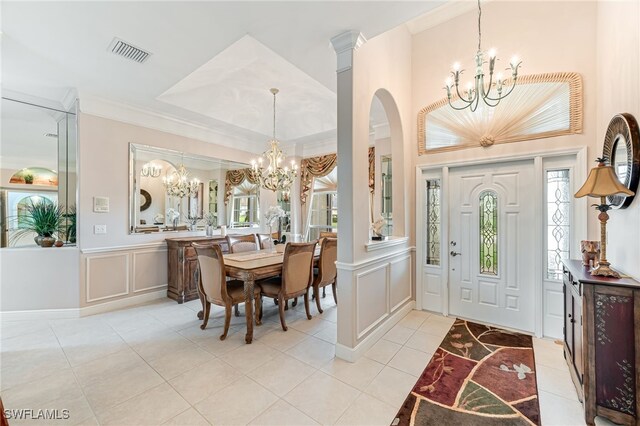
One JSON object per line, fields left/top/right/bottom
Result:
{"left": 94, "top": 225, "right": 107, "bottom": 234}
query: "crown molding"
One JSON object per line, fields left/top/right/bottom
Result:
{"left": 1, "top": 88, "right": 73, "bottom": 113}
{"left": 78, "top": 94, "right": 264, "bottom": 154}
{"left": 405, "top": 0, "right": 496, "bottom": 35}
{"left": 301, "top": 136, "right": 337, "bottom": 158}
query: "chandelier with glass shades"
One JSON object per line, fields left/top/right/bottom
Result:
{"left": 444, "top": 0, "right": 522, "bottom": 112}
{"left": 162, "top": 164, "right": 199, "bottom": 198}
{"left": 251, "top": 88, "right": 298, "bottom": 192}
{"left": 141, "top": 162, "right": 161, "bottom": 178}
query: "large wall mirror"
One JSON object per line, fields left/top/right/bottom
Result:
{"left": 129, "top": 144, "right": 248, "bottom": 233}
{"left": 1, "top": 97, "right": 77, "bottom": 247}
{"left": 602, "top": 113, "right": 640, "bottom": 209}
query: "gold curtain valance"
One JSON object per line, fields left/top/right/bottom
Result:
{"left": 224, "top": 168, "right": 260, "bottom": 205}
{"left": 300, "top": 148, "right": 376, "bottom": 206}
{"left": 300, "top": 154, "right": 337, "bottom": 205}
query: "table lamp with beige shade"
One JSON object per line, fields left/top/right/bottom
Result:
{"left": 575, "top": 158, "right": 635, "bottom": 278}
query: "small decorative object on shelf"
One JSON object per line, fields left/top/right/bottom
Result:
{"left": 24, "top": 173, "right": 34, "bottom": 184}
{"left": 185, "top": 215, "right": 200, "bottom": 232}
{"left": 203, "top": 211, "right": 217, "bottom": 236}
{"left": 371, "top": 215, "right": 387, "bottom": 241}
{"left": 166, "top": 208, "right": 180, "bottom": 230}
{"left": 580, "top": 240, "right": 600, "bottom": 267}
{"left": 54, "top": 240, "right": 64, "bottom": 247}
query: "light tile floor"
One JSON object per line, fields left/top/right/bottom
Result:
{"left": 1, "top": 298, "right": 589, "bottom": 425}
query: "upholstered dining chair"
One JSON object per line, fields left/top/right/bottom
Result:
{"left": 258, "top": 241, "right": 317, "bottom": 331}
{"left": 319, "top": 231, "right": 338, "bottom": 239}
{"left": 257, "top": 233, "right": 274, "bottom": 250}
{"left": 226, "top": 234, "right": 259, "bottom": 253}
{"left": 226, "top": 234, "right": 260, "bottom": 316}
{"left": 192, "top": 242, "right": 261, "bottom": 340}
{"left": 312, "top": 237, "right": 337, "bottom": 313}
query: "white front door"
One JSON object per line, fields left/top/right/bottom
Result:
{"left": 449, "top": 160, "right": 535, "bottom": 332}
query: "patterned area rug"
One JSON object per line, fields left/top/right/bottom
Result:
{"left": 392, "top": 319, "right": 541, "bottom": 425}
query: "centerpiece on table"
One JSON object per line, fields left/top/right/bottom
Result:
{"left": 264, "top": 205, "right": 286, "bottom": 249}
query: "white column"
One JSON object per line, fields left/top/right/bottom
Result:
{"left": 331, "top": 30, "right": 366, "bottom": 358}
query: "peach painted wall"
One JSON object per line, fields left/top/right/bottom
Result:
{"left": 78, "top": 113, "right": 256, "bottom": 250}
{"left": 596, "top": 0, "right": 640, "bottom": 280}
{"left": 411, "top": 0, "right": 599, "bottom": 240}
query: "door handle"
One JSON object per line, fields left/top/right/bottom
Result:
{"left": 450, "top": 251, "right": 462, "bottom": 257}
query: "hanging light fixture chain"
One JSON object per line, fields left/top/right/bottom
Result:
{"left": 443, "top": 0, "right": 522, "bottom": 112}
{"left": 477, "top": 0, "right": 482, "bottom": 52}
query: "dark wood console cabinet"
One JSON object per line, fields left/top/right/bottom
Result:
{"left": 166, "top": 236, "right": 229, "bottom": 304}
{"left": 562, "top": 259, "right": 640, "bottom": 426}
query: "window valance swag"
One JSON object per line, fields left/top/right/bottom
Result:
{"left": 224, "top": 168, "right": 260, "bottom": 205}
{"left": 300, "top": 154, "right": 337, "bottom": 205}
{"left": 299, "top": 148, "right": 375, "bottom": 206}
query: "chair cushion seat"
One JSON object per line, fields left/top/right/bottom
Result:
{"left": 227, "top": 279, "right": 261, "bottom": 302}
{"left": 258, "top": 277, "right": 282, "bottom": 297}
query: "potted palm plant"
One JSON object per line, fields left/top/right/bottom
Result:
{"left": 11, "top": 200, "right": 64, "bottom": 247}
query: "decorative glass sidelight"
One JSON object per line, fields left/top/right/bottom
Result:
{"left": 479, "top": 190, "right": 498, "bottom": 275}
{"left": 546, "top": 169, "right": 571, "bottom": 280}
{"left": 426, "top": 179, "right": 441, "bottom": 265}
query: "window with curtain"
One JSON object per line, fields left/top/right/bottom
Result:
{"left": 307, "top": 191, "right": 337, "bottom": 241}
{"left": 230, "top": 181, "right": 259, "bottom": 228}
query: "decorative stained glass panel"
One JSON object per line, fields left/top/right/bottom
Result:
{"left": 426, "top": 180, "right": 441, "bottom": 265}
{"left": 546, "top": 169, "right": 571, "bottom": 280}
{"left": 479, "top": 191, "right": 498, "bottom": 275}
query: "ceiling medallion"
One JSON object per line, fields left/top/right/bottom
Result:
{"left": 251, "top": 88, "right": 298, "bottom": 192}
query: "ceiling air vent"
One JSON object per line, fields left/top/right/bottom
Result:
{"left": 108, "top": 38, "right": 151, "bottom": 64}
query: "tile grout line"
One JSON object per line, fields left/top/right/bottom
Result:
{"left": 47, "top": 319, "right": 100, "bottom": 425}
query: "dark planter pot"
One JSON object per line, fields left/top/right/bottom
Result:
{"left": 34, "top": 235, "right": 44, "bottom": 246}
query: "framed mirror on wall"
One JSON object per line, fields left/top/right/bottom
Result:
{"left": 128, "top": 143, "right": 248, "bottom": 234}
{"left": 602, "top": 113, "right": 640, "bottom": 209}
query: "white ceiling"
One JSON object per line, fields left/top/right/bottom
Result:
{"left": 158, "top": 35, "right": 337, "bottom": 142}
{"left": 1, "top": 1, "right": 445, "bottom": 150}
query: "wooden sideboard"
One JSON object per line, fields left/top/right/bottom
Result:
{"left": 166, "top": 236, "right": 229, "bottom": 306}
{"left": 562, "top": 259, "right": 640, "bottom": 426}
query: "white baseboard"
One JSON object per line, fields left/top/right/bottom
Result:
{"left": 80, "top": 289, "right": 167, "bottom": 317}
{"left": 0, "top": 290, "right": 167, "bottom": 321}
{"left": 0, "top": 308, "right": 82, "bottom": 321}
{"left": 335, "top": 300, "right": 415, "bottom": 362}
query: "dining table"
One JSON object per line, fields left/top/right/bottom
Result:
{"left": 196, "top": 247, "right": 319, "bottom": 344}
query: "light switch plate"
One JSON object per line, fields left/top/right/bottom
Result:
{"left": 94, "top": 225, "right": 107, "bottom": 234}
{"left": 93, "top": 196, "right": 109, "bottom": 213}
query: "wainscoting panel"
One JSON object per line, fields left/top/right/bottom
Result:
{"left": 390, "top": 255, "right": 412, "bottom": 311}
{"left": 132, "top": 249, "right": 168, "bottom": 293}
{"left": 355, "top": 264, "right": 388, "bottom": 339}
{"left": 86, "top": 253, "right": 129, "bottom": 303}
{"left": 543, "top": 279, "right": 564, "bottom": 338}
{"left": 83, "top": 242, "right": 169, "bottom": 307}
{"left": 336, "top": 247, "right": 416, "bottom": 361}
